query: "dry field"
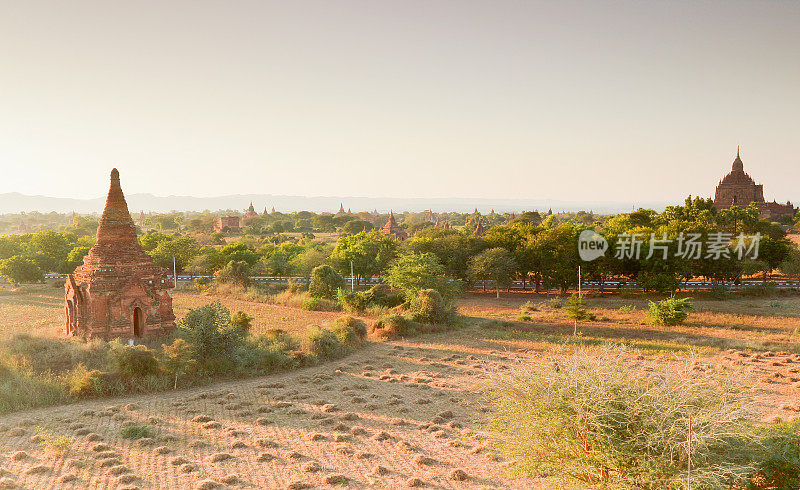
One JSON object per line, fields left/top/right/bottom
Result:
{"left": 1, "top": 287, "right": 799, "bottom": 488}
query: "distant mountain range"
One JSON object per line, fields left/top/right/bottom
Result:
{"left": 0, "top": 192, "right": 673, "bottom": 215}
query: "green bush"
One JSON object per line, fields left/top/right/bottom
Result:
{"left": 366, "top": 284, "right": 405, "bottom": 308}
{"left": 112, "top": 344, "right": 160, "bottom": 378}
{"left": 744, "top": 419, "right": 800, "bottom": 489}
{"left": 120, "top": 424, "right": 154, "bottom": 440}
{"left": 308, "top": 265, "right": 345, "bottom": 299}
{"left": 647, "top": 295, "right": 694, "bottom": 326}
{"left": 330, "top": 316, "right": 368, "bottom": 348}
{"left": 235, "top": 337, "right": 294, "bottom": 373}
{"left": 302, "top": 326, "right": 346, "bottom": 360}
{"left": 336, "top": 288, "right": 372, "bottom": 313}
{"left": 408, "top": 289, "right": 453, "bottom": 324}
{"left": 177, "top": 301, "right": 247, "bottom": 373}
{"left": 301, "top": 296, "right": 338, "bottom": 311}
{"left": 261, "top": 329, "right": 298, "bottom": 351}
{"left": 490, "top": 347, "right": 756, "bottom": 488}
{"left": 564, "top": 294, "right": 596, "bottom": 321}
{"left": 637, "top": 271, "right": 681, "bottom": 293}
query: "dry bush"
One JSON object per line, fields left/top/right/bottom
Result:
{"left": 330, "top": 316, "right": 367, "bottom": 348}
{"left": 490, "top": 346, "right": 759, "bottom": 488}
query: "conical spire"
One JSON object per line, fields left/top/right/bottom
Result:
{"left": 82, "top": 168, "right": 151, "bottom": 266}
{"left": 732, "top": 146, "right": 744, "bottom": 172}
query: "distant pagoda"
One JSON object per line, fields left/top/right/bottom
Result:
{"left": 65, "top": 169, "right": 175, "bottom": 340}
{"left": 380, "top": 210, "right": 408, "bottom": 240}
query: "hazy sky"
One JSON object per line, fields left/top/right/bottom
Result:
{"left": 1, "top": 1, "right": 798, "bottom": 204}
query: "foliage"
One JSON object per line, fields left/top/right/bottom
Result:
{"left": 408, "top": 289, "right": 454, "bottom": 324}
{"left": 468, "top": 247, "right": 517, "bottom": 293}
{"left": 564, "top": 294, "right": 596, "bottom": 321}
{"left": 67, "top": 364, "right": 106, "bottom": 397}
{"left": 330, "top": 316, "right": 368, "bottom": 348}
{"left": 302, "top": 326, "right": 347, "bottom": 360}
{"left": 0, "top": 255, "right": 43, "bottom": 285}
{"left": 111, "top": 344, "right": 160, "bottom": 378}
{"left": 177, "top": 301, "right": 247, "bottom": 373}
{"left": 490, "top": 347, "right": 757, "bottom": 488}
{"left": 308, "top": 265, "right": 345, "bottom": 299}
{"left": 215, "top": 260, "right": 252, "bottom": 288}
{"left": 36, "top": 426, "right": 71, "bottom": 453}
{"left": 369, "top": 314, "right": 419, "bottom": 339}
{"left": 120, "top": 424, "right": 155, "bottom": 440}
{"left": 647, "top": 296, "right": 694, "bottom": 326}
{"left": 384, "top": 252, "right": 460, "bottom": 301}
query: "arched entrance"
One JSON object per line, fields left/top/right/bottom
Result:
{"left": 133, "top": 307, "right": 144, "bottom": 337}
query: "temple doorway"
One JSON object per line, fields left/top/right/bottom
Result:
{"left": 133, "top": 307, "right": 144, "bottom": 337}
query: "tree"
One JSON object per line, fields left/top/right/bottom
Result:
{"left": 528, "top": 224, "right": 580, "bottom": 295}
{"left": 0, "top": 256, "right": 43, "bottom": 285}
{"left": 148, "top": 236, "right": 199, "bottom": 273}
{"left": 330, "top": 231, "right": 398, "bottom": 285}
{"left": 161, "top": 338, "right": 198, "bottom": 389}
{"left": 341, "top": 220, "right": 374, "bottom": 235}
{"left": 407, "top": 228, "right": 486, "bottom": 282}
{"left": 384, "top": 252, "right": 460, "bottom": 301}
{"left": 468, "top": 248, "right": 517, "bottom": 298}
{"left": 308, "top": 265, "right": 345, "bottom": 299}
{"left": 66, "top": 245, "right": 91, "bottom": 272}
{"left": 215, "top": 260, "right": 252, "bottom": 288}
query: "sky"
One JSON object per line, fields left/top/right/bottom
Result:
{"left": 1, "top": 1, "right": 798, "bottom": 205}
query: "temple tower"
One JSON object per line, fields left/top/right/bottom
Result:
{"left": 65, "top": 169, "right": 175, "bottom": 340}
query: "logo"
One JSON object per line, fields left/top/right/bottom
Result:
{"left": 578, "top": 230, "right": 608, "bottom": 262}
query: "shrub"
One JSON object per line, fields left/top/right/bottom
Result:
{"left": 302, "top": 326, "right": 346, "bottom": 360}
{"left": 67, "top": 364, "right": 106, "bottom": 397}
{"left": 366, "top": 284, "right": 405, "bottom": 308}
{"left": 546, "top": 298, "right": 564, "bottom": 309}
{"left": 120, "top": 424, "right": 154, "bottom": 440}
{"left": 564, "top": 294, "right": 596, "bottom": 321}
{"left": 112, "top": 344, "right": 160, "bottom": 378}
{"left": 36, "top": 427, "right": 71, "bottom": 453}
{"left": 229, "top": 311, "right": 253, "bottom": 335}
{"left": 160, "top": 338, "right": 198, "bottom": 388}
{"left": 490, "top": 347, "right": 756, "bottom": 488}
{"left": 215, "top": 260, "right": 251, "bottom": 288}
{"left": 308, "top": 265, "right": 345, "bottom": 299}
{"left": 301, "top": 296, "right": 338, "bottom": 311}
{"left": 261, "top": 329, "right": 298, "bottom": 351}
{"left": 235, "top": 338, "right": 294, "bottom": 373}
{"left": 177, "top": 302, "right": 246, "bottom": 373}
{"left": 2, "top": 334, "right": 110, "bottom": 375}
{"left": 708, "top": 282, "right": 731, "bottom": 300}
{"left": 637, "top": 271, "right": 681, "bottom": 293}
{"left": 336, "top": 289, "right": 372, "bottom": 313}
{"left": 647, "top": 295, "right": 694, "bottom": 326}
{"left": 744, "top": 419, "right": 800, "bottom": 489}
{"left": 742, "top": 282, "right": 780, "bottom": 298}
{"left": 370, "top": 314, "right": 418, "bottom": 340}
{"left": 520, "top": 301, "right": 538, "bottom": 313}
{"left": 330, "top": 316, "right": 368, "bottom": 348}
{"left": 408, "top": 289, "right": 453, "bottom": 324}
{"left": 0, "top": 367, "right": 68, "bottom": 414}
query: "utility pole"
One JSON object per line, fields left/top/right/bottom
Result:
{"left": 173, "top": 256, "right": 177, "bottom": 288}
{"left": 350, "top": 261, "right": 355, "bottom": 291}
{"left": 578, "top": 266, "right": 582, "bottom": 300}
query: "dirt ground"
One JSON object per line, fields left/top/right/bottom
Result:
{"left": 1, "top": 289, "right": 800, "bottom": 488}
{"left": 0, "top": 332, "right": 550, "bottom": 489}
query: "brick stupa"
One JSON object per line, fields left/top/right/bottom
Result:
{"left": 65, "top": 169, "right": 175, "bottom": 339}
